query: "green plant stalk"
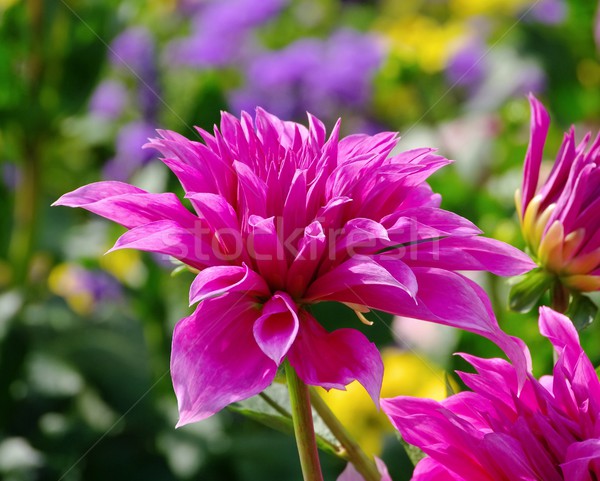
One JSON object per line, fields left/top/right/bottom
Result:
{"left": 285, "top": 362, "right": 324, "bottom": 481}
{"left": 309, "top": 387, "right": 381, "bottom": 481}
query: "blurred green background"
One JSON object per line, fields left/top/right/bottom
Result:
{"left": 1, "top": 0, "right": 599, "bottom": 479}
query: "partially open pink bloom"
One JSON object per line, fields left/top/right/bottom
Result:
{"left": 382, "top": 306, "right": 600, "bottom": 480}
{"left": 55, "top": 110, "right": 533, "bottom": 425}
{"left": 516, "top": 95, "right": 600, "bottom": 295}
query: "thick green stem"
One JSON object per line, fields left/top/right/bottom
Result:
{"left": 285, "top": 362, "right": 324, "bottom": 481}
{"left": 310, "top": 388, "right": 381, "bottom": 481}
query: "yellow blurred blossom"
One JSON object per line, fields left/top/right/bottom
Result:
{"left": 377, "top": 15, "right": 465, "bottom": 73}
{"left": 318, "top": 348, "right": 456, "bottom": 456}
{"left": 450, "top": 0, "right": 532, "bottom": 17}
{"left": 100, "top": 248, "right": 146, "bottom": 288}
{"left": 48, "top": 263, "right": 122, "bottom": 316}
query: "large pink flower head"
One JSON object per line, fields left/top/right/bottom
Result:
{"left": 514, "top": 95, "right": 600, "bottom": 313}
{"left": 55, "top": 109, "right": 533, "bottom": 426}
{"left": 382, "top": 307, "right": 600, "bottom": 480}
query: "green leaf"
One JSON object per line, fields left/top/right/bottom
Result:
{"left": 444, "top": 371, "right": 457, "bottom": 397}
{"left": 396, "top": 434, "right": 425, "bottom": 467}
{"left": 508, "top": 268, "right": 553, "bottom": 313}
{"left": 229, "top": 383, "right": 342, "bottom": 458}
{"left": 566, "top": 294, "right": 599, "bottom": 331}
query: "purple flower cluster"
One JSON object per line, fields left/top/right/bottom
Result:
{"left": 166, "top": 0, "right": 288, "bottom": 68}
{"left": 231, "top": 29, "right": 384, "bottom": 121}
{"left": 88, "top": 27, "right": 160, "bottom": 181}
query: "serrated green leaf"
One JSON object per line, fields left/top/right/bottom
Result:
{"left": 229, "top": 383, "right": 342, "bottom": 458}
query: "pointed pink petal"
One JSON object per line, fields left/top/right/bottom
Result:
{"left": 53, "top": 181, "right": 198, "bottom": 229}
{"left": 538, "top": 307, "right": 600, "bottom": 407}
{"left": 186, "top": 192, "right": 247, "bottom": 262}
{"left": 412, "top": 457, "right": 462, "bottom": 481}
{"left": 189, "top": 264, "right": 269, "bottom": 304}
{"left": 336, "top": 457, "right": 392, "bottom": 481}
{"left": 307, "top": 255, "right": 418, "bottom": 302}
{"left": 253, "top": 292, "right": 299, "bottom": 364}
{"left": 309, "top": 264, "right": 530, "bottom": 382}
{"left": 287, "top": 312, "right": 383, "bottom": 405}
{"left": 383, "top": 207, "right": 482, "bottom": 242}
{"left": 561, "top": 440, "right": 600, "bottom": 481}
{"left": 381, "top": 397, "right": 493, "bottom": 480}
{"left": 402, "top": 236, "right": 535, "bottom": 276}
{"left": 108, "top": 219, "right": 217, "bottom": 269}
{"left": 171, "top": 293, "right": 276, "bottom": 426}
{"left": 247, "top": 215, "right": 288, "bottom": 290}
{"left": 286, "top": 221, "right": 327, "bottom": 297}
{"left": 522, "top": 94, "right": 551, "bottom": 211}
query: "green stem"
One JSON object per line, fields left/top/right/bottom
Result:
{"left": 285, "top": 362, "right": 324, "bottom": 481}
{"left": 310, "top": 388, "right": 381, "bottom": 481}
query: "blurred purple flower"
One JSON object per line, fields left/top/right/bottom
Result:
{"left": 445, "top": 37, "right": 486, "bottom": 91}
{"left": 110, "top": 27, "right": 155, "bottom": 74}
{"left": 166, "top": 0, "right": 287, "bottom": 67}
{"left": 108, "top": 27, "right": 161, "bottom": 120}
{"left": 89, "top": 80, "right": 128, "bottom": 120}
{"left": 382, "top": 307, "right": 600, "bottom": 480}
{"left": 50, "top": 264, "right": 123, "bottom": 314}
{"left": 231, "top": 29, "right": 384, "bottom": 120}
{"left": 529, "top": 0, "right": 567, "bottom": 25}
{"left": 103, "top": 121, "right": 157, "bottom": 181}
{"left": 2, "top": 162, "right": 21, "bottom": 191}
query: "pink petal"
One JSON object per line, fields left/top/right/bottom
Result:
{"left": 186, "top": 192, "right": 247, "bottom": 262}
{"left": 336, "top": 457, "right": 392, "bottom": 481}
{"left": 561, "top": 440, "right": 600, "bottom": 481}
{"left": 171, "top": 293, "right": 276, "bottom": 426}
{"left": 402, "top": 236, "right": 535, "bottom": 276}
{"left": 383, "top": 207, "right": 482, "bottom": 243}
{"left": 307, "top": 254, "right": 418, "bottom": 302}
{"left": 381, "top": 397, "right": 492, "bottom": 480}
{"left": 412, "top": 457, "right": 463, "bottom": 481}
{"left": 538, "top": 307, "right": 600, "bottom": 408}
{"left": 189, "top": 264, "right": 269, "bottom": 304}
{"left": 253, "top": 292, "right": 299, "bottom": 364}
{"left": 522, "top": 94, "right": 551, "bottom": 211}
{"left": 287, "top": 312, "right": 383, "bottom": 405}
{"left": 108, "top": 219, "right": 217, "bottom": 269}
{"left": 286, "top": 221, "right": 327, "bottom": 297}
{"left": 53, "top": 181, "right": 198, "bottom": 229}
{"left": 246, "top": 215, "right": 288, "bottom": 290}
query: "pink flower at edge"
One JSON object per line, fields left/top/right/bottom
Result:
{"left": 382, "top": 306, "right": 600, "bottom": 480}
{"left": 54, "top": 109, "right": 534, "bottom": 426}
{"left": 517, "top": 94, "right": 600, "bottom": 294}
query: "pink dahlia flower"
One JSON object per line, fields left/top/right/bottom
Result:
{"left": 55, "top": 110, "right": 533, "bottom": 425}
{"left": 516, "top": 95, "right": 600, "bottom": 302}
{"left": 382, "top": 306, "right": 600, "bottom": 480}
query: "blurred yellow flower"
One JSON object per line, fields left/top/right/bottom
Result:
{"left": 377, "top": 15, "right": 465, "bottom": 73}
{"left": 48, "top": 263, "right": 123, "bottom": 316}
{"left": 100, "top": 248, "right": 146, "bottom": 288}
{"left": 318, "top": 348, "right": 456, "bottom": 456}
{"left": 450, "top": 0, "right": 531, "bottom": 17}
